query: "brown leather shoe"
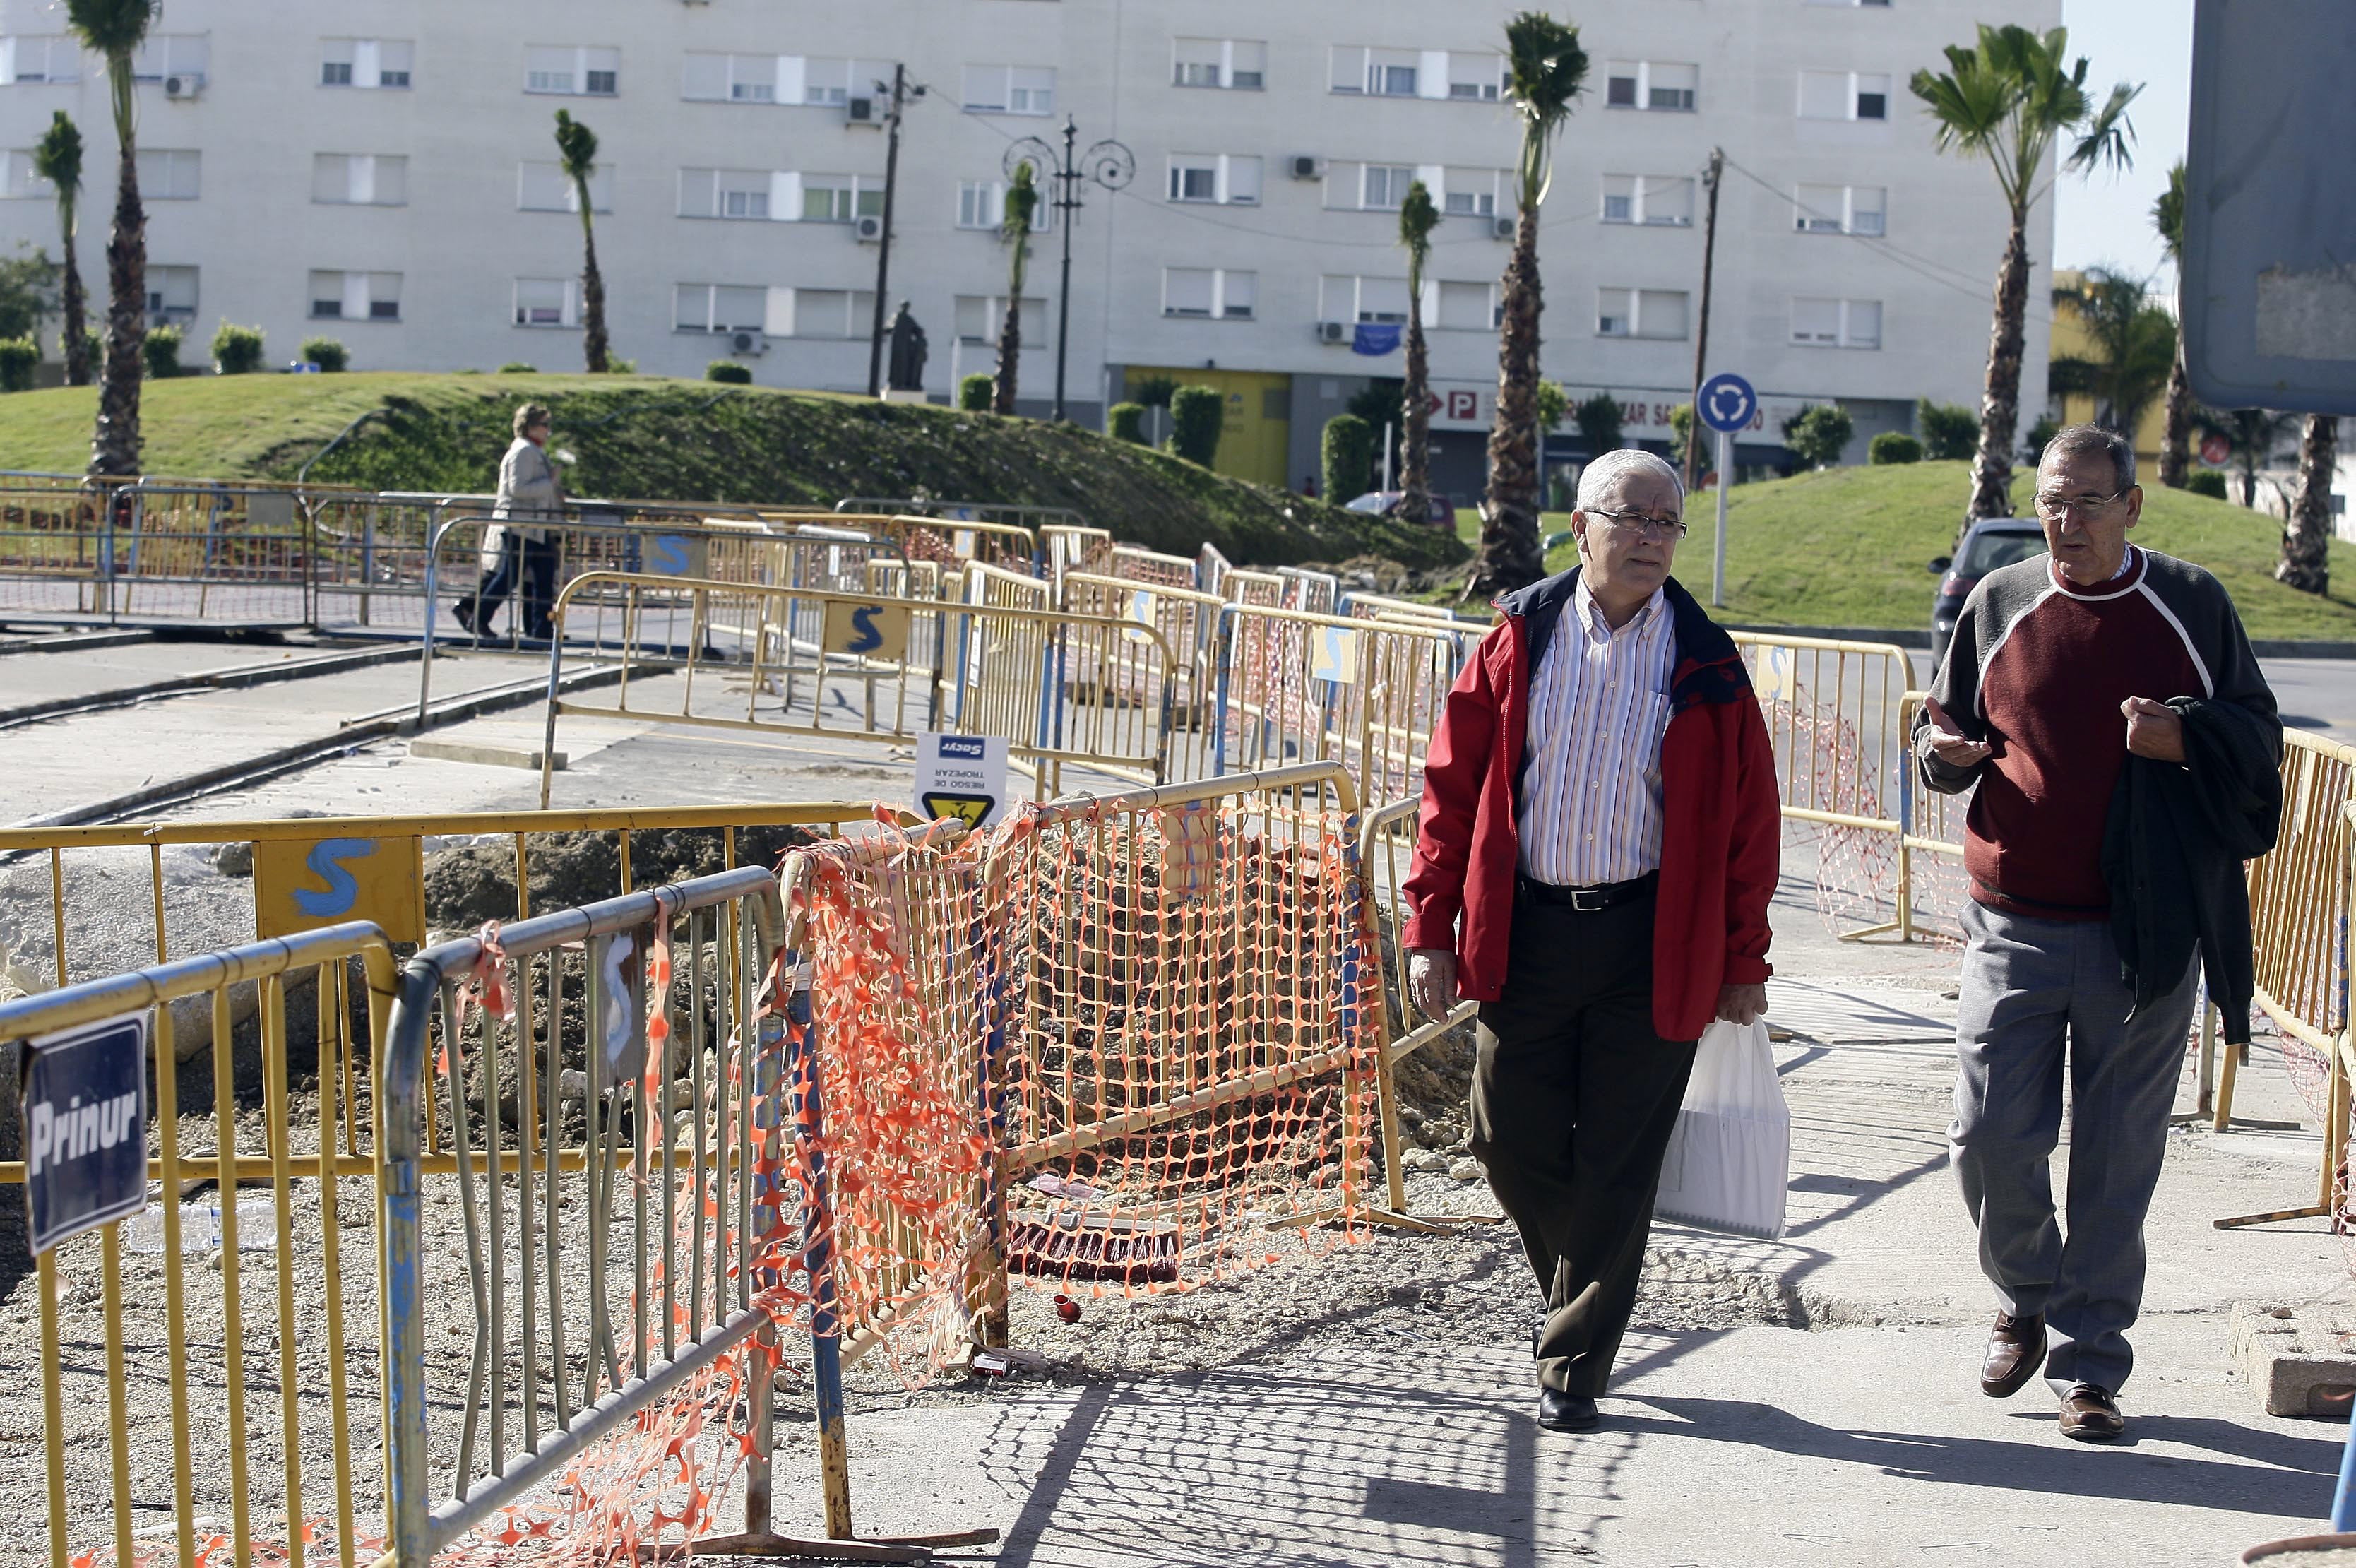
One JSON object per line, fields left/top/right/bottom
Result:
{"left": 1980, "top": 1312, "right": 2046, "bottom": 1397}
{"left": 2059, "top": 1382, "right": 2124, "bottom": 1441}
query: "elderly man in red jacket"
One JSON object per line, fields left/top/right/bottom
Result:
{"left": 1404, "top": 447, "right": 1781, "bottom": 1433}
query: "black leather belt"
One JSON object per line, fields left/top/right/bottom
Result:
{"left": 1516, "top": 871, "right": 1658, "bottom": 912}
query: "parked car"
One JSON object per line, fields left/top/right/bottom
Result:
{"left": 1344, "top": 489, "right": 1455, "bottom": 528}
{"left": 1929, "top": 518, "right": 2047, "bottom": 667}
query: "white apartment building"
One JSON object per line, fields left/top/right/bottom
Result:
{"left": 0, "top": 0, "right": 2057, "bottom": 497}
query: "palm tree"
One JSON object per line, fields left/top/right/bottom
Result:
{"left": 2199, "top": 406, "right": 2300, "bottom": 508}
{"left": 553, "top": 109, "right": 609, "bottom": 373}
{"left": 2280, "top": 415, "right": 2336, "bottom": 594}
{"left": 66, "top": 0, "right": 159, "bottom": 475}
{"left": 1910, "top": 25, "right": 2138, "bottom": 525}
{"left": 2153, "top": 161, "right": 2191, "bottom": 487}
{"left": 33, "top": 112, "right": 90, "bottom": 388}
{"left": 2049, "top": 267, "right": 2177, "bottom": 438}
{"left": 993, "top": 161, "right": 1038, "bottom": 415}
{"left": 1468, "top": 11, "right": 1588, "bottom": 599}
{"left": 1397, "top": 179, "right": 1439, "bottom": 527}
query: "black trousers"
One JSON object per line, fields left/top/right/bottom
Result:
{"left": 1469, "top": 889, "right": 1698, "bottom": 1396}
{"left": 465, "top": 533, "right": 559, "bottom": 640}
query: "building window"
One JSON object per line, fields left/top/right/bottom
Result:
{"left": 1162, "top": 153, "right": 1260, "bottom": 206}
{"left": 1331, "top": 47, "right": 1502, "bottom": 100}
{"left": 321, "top": 39, "right": 413, "bottom": 89}
{"left": 775, "top": 287, "right": 876, "bottom": 339}
{"left": 1, "top": 36, "right": 83, "bottom": 85}
{"left": 129, "top": 36, "right": 207, "bottom": 87}
{"left": 1163, "top": 268, "right": 1256, "bottom": 320}
{"left": 1600, "top": 174, "right": 1694, "bottom": 226}
{"left": 1361, "top": 165, "right": 1417, "bottom": 210}
{"left": 1436, "top": 280, "right": 1497, "bottom": 331}
{"left": 962, "top": 65, "right": 1054, "bottom": 116}
{"left": 145, "top": 265, "right": 197, "bottom": 326}
{"left": 955, "top": 294, "right": 1047, "bottom": 344}
{"left": 1794, "top": 183, "right": 1885, "bottom": 235}
{"left": 518, "top": 160, "right": 609, "bottom": 213}
{"left": 680, "top": 169, "right": 804, "bottom": 221}
{"left": 1441, "top": 167, "right": 1502, "bottom": 216}
{"left": 309, "top": 270, "right": 401, "bottom": 322}
{"left": 1605, "top": 60, "right": 1697, "bottom": 112}
{"left": 1, "top": 150, "right": 51, "bottom": 198}
{"left": 801, "top": 58, "right": 889, "bottom": 106}
{"left": 681, "top": 53, "right": 887, "bottom": 106}
{"left": 132, "top": 148, "right": 200, "bottom": 201}
{"left": 314, "top": 154, "right": 410, "bottom": 206}
{"left": 1320, "top": 275, "right": 1410, "bottom": 325}
{"left": 514, "top": 277, "right": 580, "bottom": 328}
{"left": 956, "top": 179, "right": 1053, "bottom": 230}
{"left": 525, "top": 45, "right": 619, "bottom": 96}
{"left": 1172, "top": 38, "right": 1266, "bottom": 90}
{"left": 674, "top": 284, "right": 768, "bottom": 333}
{"left": 800, "top": 174, "right": 884, "bottom": 223}
{"left": 1447, "top": 54, "right": 1504, "bottom": 100}
{"left": 1791, "top": 296, "right": 1881, "bottom": 348}
{"left": 1596, "top": 287, "right": 1689, "bottom": 340}
{"left": 1799, "top": 69, "right": 1891, "bottom": 121}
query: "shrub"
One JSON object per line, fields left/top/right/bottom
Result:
{"left": 2186, "top": 469, "right": 2229, "bottom": 499}
{"left": 605, "top": 356, "right": 636, "bottom": 374}
{"left": 78, "top": 326, "right": 102, "bottom": 372}
{"left": 1535, "top": 378, "right": 1569, "bottom": 434}
{"left": 0, "top": 335, "right": 37, "bottom": 392}
{"left": 1783, "top": 403, "right": 1855, "bottom": 468}
{"left": 499, "top": 362, "right": 539, "bottom": 374}
{"left": 706, "top": 360, "right": 752, "bottom": 384}
{"left": 141, "top": 324, "right": 182, "bottom": 380}
{"left": 1915, "top": 398, "right": 1978, "bottom": 461}
{"left": 1321, "top": 412, "right": 1375, "bottom": 501}
{"left": 1668, "top": 403, "right": 1706, "bottom": 476}
{"left": 1129, "top": 374, "right": 1177, "bottom": 410}
{"left": 299, "top": 335, "right": 348, "bottom": 372}
{"left": 210, "top": 321, "right": 264, "bottom": 375}
{"left": 1167, "top": 384, "right": 1224, "bottom": 466}
{"left": 1109, "top": 402, "right": 1148, "bottom": 444}
{"left": 1573, "top": 392, "right": 1624, "bottom": 455}
{"left": 1869, "top": 431, "right": 1924, "bottom": 465}
{"left": 958, "top": 372, "right": 994, "bottom": 411}
{"left": 2021, "top": 413, "right": 2061, "bottom": 463}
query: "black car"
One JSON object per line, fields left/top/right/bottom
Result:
{"left": 1929, "top": 519, "right": 2047, "bottom": 669}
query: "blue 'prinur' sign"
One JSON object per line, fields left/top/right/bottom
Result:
{"left": 20, "top": 1013, "right": 148, "bottom": 1255}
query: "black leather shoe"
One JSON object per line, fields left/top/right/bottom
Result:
{"left": 1981, "top": 1312, "right": 2046, "bottom": 1398}
{"left": 1537, "top": 1389, "right": 1598, "bottom": 1431}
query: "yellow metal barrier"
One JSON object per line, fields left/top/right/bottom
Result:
{"left": 0, "top": 922, "right": 400, "bottom": 1568}
{"left": 1222, "top": 567, "right": 1287, "bottom": 607}
{"left": 1105, "top": 544, "right": 1198, "bottom": 592}
{"left": 1061, "top": 570, "right": 1225, "bottom": 725}
{"left": 1041, "top": 524, "right": 1112, "bottom": 584}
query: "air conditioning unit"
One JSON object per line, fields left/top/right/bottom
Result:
{"left": 845, "top": 95, "right": 879, "bottom": 126}
{"left": 1289, "top": 155, "right": 1326, "bottom": 181}
{"left": 1316, "top": 320, "right": 1348, "bottom": 345}
{"left": 163, "top": 72, "right": 205, "bottom": 100}
{"left": 729, "top": 330, "right": 768, "bottom": 357}
{"left": 853, "top": 213, "right": 885, "bottom": 242}
{"left": 1491, "top": 215, "right": 1517, "bottom": 239}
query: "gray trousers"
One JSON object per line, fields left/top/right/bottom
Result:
{"left": 1950, "top": 901, "right": 2199, "bottom": 1395}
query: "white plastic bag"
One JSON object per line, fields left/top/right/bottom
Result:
{"left": 1653, "top": 1018, "right": 1790, "bottom": 1240}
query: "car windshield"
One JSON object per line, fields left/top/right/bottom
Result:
{"left": 1958, "top": 530, "right": 2045, "bottom": 576}
{"left": 1345, "top": 493, "right": 1393, "bottom": 513}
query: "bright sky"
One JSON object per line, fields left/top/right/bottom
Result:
{"left": 2049, "top": 0, "right": 2192, "bottom": 287}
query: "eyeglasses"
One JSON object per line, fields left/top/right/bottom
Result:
{"left": 1585, "top": 508, "right": 1689, "bottom": 541}
{"left": 2033, "top": 488, "right": 2129, "bottom": 523}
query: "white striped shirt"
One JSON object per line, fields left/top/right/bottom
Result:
{"left": 1516, "top": 579, "right": 1678, "bottom": 885}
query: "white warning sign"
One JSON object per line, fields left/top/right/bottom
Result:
{"left": 915, "top": 732, "right": 1009, "bottom": 831}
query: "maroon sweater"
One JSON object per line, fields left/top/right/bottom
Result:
{"left": 1915, "top": 546, "right": 2270, "bottom": 919}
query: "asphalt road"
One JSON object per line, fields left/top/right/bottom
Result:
{"left": 2263, "top": 656, "right": 2356, "bottom": 740}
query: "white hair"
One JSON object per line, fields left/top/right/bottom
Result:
{"left": 1576, "top": 448, "right": 1684, "bottom": 512}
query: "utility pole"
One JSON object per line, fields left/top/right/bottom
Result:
{"left": 1683, "top": 148, "right": 1725, "bottom": 496}
{"left": 1006, "top": 119, "right": 1132, "bottom": 422}
{"left": 865, "top": 64, "right": 919, "bottom": 398}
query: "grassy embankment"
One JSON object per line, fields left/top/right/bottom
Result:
{"left": 0, "top": 372, "right": 1468, "bottom": 571}
{"left": 1451, "top": 459, "right": 2356, "bottom": 641}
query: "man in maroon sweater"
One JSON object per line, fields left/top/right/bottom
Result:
{"left": 1915, "top": 424, "right": 2279, "bottom": 1442}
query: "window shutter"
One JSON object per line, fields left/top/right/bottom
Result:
{"left": 1417, "top": 51, "right": 1448, "bottom": 99}
{"left": 314, "top": 155, "right": 347, "bottom": 204}
{"left": 376, "top": 157, "right": 407, "bottom": 206}
{"left": 682, "top": 54, "right": 726, "bottom": 100}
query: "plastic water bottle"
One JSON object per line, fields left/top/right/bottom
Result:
{"left": 121, "top": 1196, "right": 277, "bottom": 1255}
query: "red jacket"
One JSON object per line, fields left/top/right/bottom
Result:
{"left": 1401, "top": 568, "right": 1780, "bottom": 1040}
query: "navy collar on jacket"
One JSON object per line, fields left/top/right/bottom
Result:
{"left": 1494, "top": 565, "right": 1749, "bottom": 711}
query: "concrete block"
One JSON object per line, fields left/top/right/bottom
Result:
{"left": 2232, "top": 1298, "right": 2356, "bottom": 1418}
{"left": 407, "top": 738, "right": 566, "bottom": 771}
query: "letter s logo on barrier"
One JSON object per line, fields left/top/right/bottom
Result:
{"left": 291, "top": 838, "right": 377, "bottom": 917}
{"left": 650, "top": 535, "right": 690, "bottom": 576}
{"left": 846, "top": 605, "right": 886, "bottom": 655}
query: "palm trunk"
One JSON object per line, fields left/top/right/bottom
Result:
{"left": 577, "top": 206, "right": 609, "bottom": 373}
{"left": 58, "top": 194, "right": 89, "bottom": 387}
{"left": 1400, "top": 292, "right": 1432, "bottom": 525}
{"left": 992, "top": 304, "right": 1021, "bottom": 415}
{"left": 1967, "top": 203, "right": 2032, "bottom": 526}
{"left": 1471, "top": 202, "right": 1545, "bottom": 598}
{"left": 89, "top": 54, "right": 143, "bottom": 477}
{"left": 2158, "top": 341, "right": 2191, "bottom": 487}
{"left": 2277, "top": 413, "right": 2336, "bottom": 594}
{"left": 2239, "top": 462, "right": 2257, "bottom": 509}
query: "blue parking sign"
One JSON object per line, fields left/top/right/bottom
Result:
{"left": 20, "top": 1013, "right": 148, "bottom": 1255}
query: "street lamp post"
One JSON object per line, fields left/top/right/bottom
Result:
{"left": 1006, "top": 117, "right": 1132, "bottom": 422}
